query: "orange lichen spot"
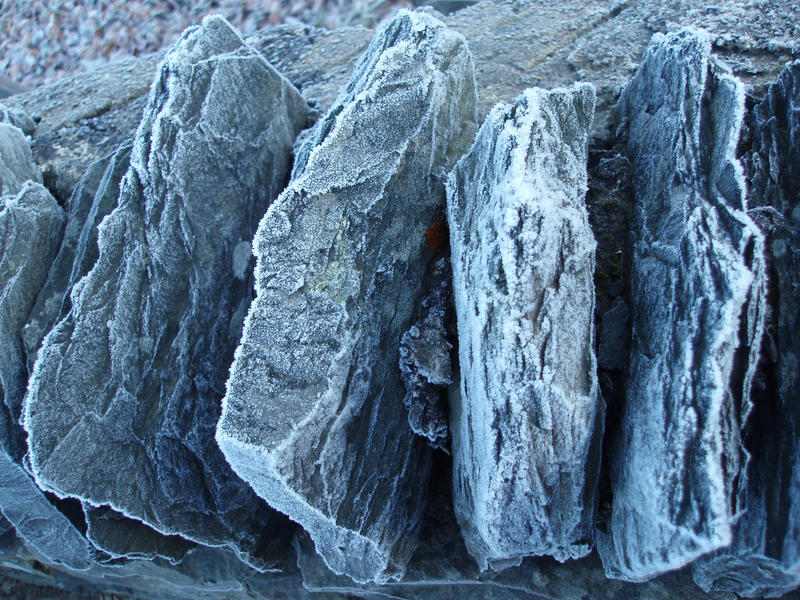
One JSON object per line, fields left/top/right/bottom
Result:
{"left": 426, "top": 216, "right": 449, "bottom": 254}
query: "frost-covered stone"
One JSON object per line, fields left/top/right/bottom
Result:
{"left": 0, "top": 123, "right": 40, "bottom": 196}
{"left": 447, "top": 84, "right": 602, "bottom": 568}
{"left": 0, "top": 181, "right": 96, "bottom": 569}
{"left": 217, "top": 10, "right": 476, "bottom": 584}
{"left": 598, "top": 29, "right": 767, "bottom": 581}
{"left": 692, "top": 60, "right": 800, "bottom": 599}
{"left": 23, "top": 15, "right": 307, "bottom": 568}
{"left": 398, "top": 257, "right": 453, "bottom": 449}
{"left": 24, "top": 142, "right": 132, "bottom": 369}
{"left": 85, "top": 505, "right": 194, "bottom": 564}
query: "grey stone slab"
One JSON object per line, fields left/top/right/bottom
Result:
{"left": 0, "top": 180, "right": 95, "bottom": 570}
{"left": 398, "top": 257, "right": 453, "bottom": 449}
{"left": 23, "top": 15, "right": 306, "bottom": 569}
{"left": 24, "top": 142, "right": 132, "bottom": 370}
{"left": 597, "top": 29, "right": 767, "bottom": 581}
{"left": 0, "top": 123, "right": 40, "bottom": 197}
{"left": 692, "top": 60, "right": 800, "bottom": 599}
{"left": 85, "top": 505, "right": 194, "bottom": 564}
{"left": 217, "top": 10, "right": 477, "bottom": 584}
{"left": 447, "top": 84, "right": 602, "bottom": 568}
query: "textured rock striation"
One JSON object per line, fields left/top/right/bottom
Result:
{"left": 447, "top": 84, "right": 602, "bottom": 568}
{"left": 598, "top": 29, "right": 767, "bottom": 581}
{"left": 398, "top": 256, "right": 453, "bottom": 449}
{"left": 0, "top": 122, "right": 41, "bottom": 196}
{"left": 692, "top": 60, "right": 800, "bottom": 598}
{"left": 23, "top": 15, "right": 307, "bottom": 568}
{"left": 23, "top": 142, "right": 132, "bottom": 369}
{"left": 0, "top": 172, "right": 96, "bottom": 570}
{"left": 217, "top": 9, "right": 476, "bottom": 584}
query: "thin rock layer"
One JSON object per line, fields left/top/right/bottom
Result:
{"left": 217, "top": 9, "right": 477, "bottom": 584}
{"left": 598, "top": 29, "right": 766, "bottom": 581}
{"left": 447, "top": 84, "right": 601, "bottom": 568}
{"left": 23, "top": 15, "right": 307, "bottom": 567}
{"left": 693, "top": 60, "right": 800, "bottom": 599}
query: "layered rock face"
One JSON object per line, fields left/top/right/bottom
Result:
{"left": 692, "top": 60, "right": 800, "bottom": 599}
{"left": 598, "top": 29, "right": 767, "bottom": 581}
{"left": 447, "top": 84, "right": 601, "bottom": 568}
{"left": 23, "top": 15, "right": 307, "bottom": 568}
{"left": 0, "top": 117, "right": 95, "bottom": 571}
{"left": 217, "top": 10, "right": 476, "bottom": 584}
{"left": 1, "top": 3, "right": 799, "bottom": 599}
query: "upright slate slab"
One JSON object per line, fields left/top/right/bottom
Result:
{"left": 598, "top": 29, "right": 766, "bottom": 581}
{"left": 24, "top": 15, "right": 307, "bottom": 568}
{"left": 693, "top": 61, "right": 800, "bottom": 599}
{"left": 0, "top": 122, "right": 40, "bottom": 196}
{"left": 0, "top": 178, "right": 95, "bottom": 570}
{"left": 446, "top": 84, "right": 602, "bottom": 568}
{"left": 24, "top": 142, "right": 132, "bottom": 369}
{"left": 217, "top": 10, "right": 477, "bottom": 584}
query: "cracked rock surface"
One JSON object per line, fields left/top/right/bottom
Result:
{"left": 447, "top": 83, "right": 602, "bottom": 568}
{"left": 692, "top": 60, "right": 800, "bottom": 599}
{"left": 598, "top": 29, "right": 767, "bottom": 582}
{"left": 217, "top": 9, "right": 476, "bottom": 584}
{"left": 23, "top": 15, "right": 307, "bottom": 568}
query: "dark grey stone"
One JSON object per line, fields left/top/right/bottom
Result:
{"left": 24, "top": 142, "right": 132, "bottom": 370}
{"left": 23, "top": 15, "right": 307, "bottom": 569}
{"left": 0, "top": 180, "right": 96, "bottom": 570}
{"left": 447, "top": 84, "right": 602, "bottom": 568}
{"left": 217, "top": 10, "right": 477, "bottom": 584}
{"left": 692, "top": 60, "right": 800, "bottom": 599}
{"left": 0, "top": 123, "right": 40, "bottom": 197}
{"left": 85, "top": 505, "right": 194, "bottom": 564}
{"left": 398, "top": 257, "right": 452, "bottom": 450}
{"left": 598, "top": 298, "right": 630, "bottom": 371}
{"left": 598, "top": 29, "right": 767, "bottom": 582}
{"left": 0, "top": 104, "right": 36, "bottom": 136}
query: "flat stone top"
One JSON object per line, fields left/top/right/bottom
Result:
{"left": 4, "top": 0, "right": 797, "bottom": 143}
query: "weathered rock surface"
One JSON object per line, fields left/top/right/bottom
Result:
{"left": 23, "top": 142, "right": 132, "bottom": 369}
{"left": 598, "top": 29, "right": 767, "bottom": 581}
{"left": 217, "top": 10, "right": 476, "bottom": 584}
{"left": 0, "top": 123, "right": 41, "bottom": 196}
{"left": 23, "top": 15, "right": 306, "bottom": 567}
{"left": 0, "top": 178, "right": 98, "bottom": 570}
{"left": 447, "top": 84, "right": 602, "bottom": 568}
{"left": 692, "top": 60, "right": 800, "bottom": 599}
{"left": 85, "top": 505, "right": 195, "bottom": 564}
{"left": 5, "top": 0, "right": 795, "bottom": 210}
{"left": 398, "top": 256, "right": 453, "bottom": 449}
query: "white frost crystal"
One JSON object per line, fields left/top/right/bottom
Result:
{"left": 597, "top": 29, "right": 766, "bottom": 582}
{"left": 217, "top": 9, "right": 477, "bottom": 584}
{"left": 447, "top": 84, "right": 602, "bottom": 568}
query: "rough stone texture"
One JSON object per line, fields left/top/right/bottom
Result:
{"left": 23, "top": 15, "right": 307, "bottom": 568}
{"left": 6, "top": 1, "right": 796, "bottom": 208}
{"left": 23, "top": 142, "right": 132, "bottom": 369}
{"left": 0, "top": 180, "right": 97, "bottom": 570}
{"left": 0, "top": 123, "right": 41, "bottom": 197}
{"left": 85, "top": 505, "right": 195, "bottom": 564}
{"left": 692, "top": 61, "right": 800, "bottom": 599}
{"left": 0, "top": 103, "right": 36, "bottom": 136}
{"left": 0, "top": 181, "right": 65, "bottom": 459}
{"left": 295, "top": 455, "right": 736, "bottom": 600}
{"left": 598, "top": 29, "right": 767, "bottom": 582}
{"left": 398, "top": 256, "right": 453, "bottom": 449}
{"left": 597, "top": 298, "right": 630, "bottom": 371}
{"left": 447, "top": 84, "right": 602, "bottom": 568}
{"left": 217, "top": 10, "right": 476, "bottom": 585}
